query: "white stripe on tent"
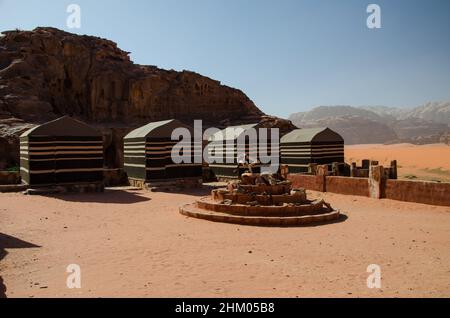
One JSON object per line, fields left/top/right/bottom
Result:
{"left": 146, "top": 167, "right": 165, "bottom": 171}
{"left": 26, "top": 146, "right": 103, "bottom": 151}
{"left": 21, "top": 167, "right": 103, "bottom": 174}
{"left": 145, "top": 164, "right": 202, "bottom": 171}
{"left": 285, "top": 164, "right": 309, "bottom": 167}
{"left": 25, "top": 151, "right": 103, "bottom": 155}
{"left": 124, "top": 163, "right": 146, "bottom": 168}
{"left": 20, "top": 157, "right": 103, "bottom": 162}
{"left": 22, "top": 141, "right": 102, "bottom": 145}
{"left": 282, "top": 154, "right": 343, "bottom": 159}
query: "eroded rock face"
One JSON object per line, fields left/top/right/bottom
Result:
{"left": 0, "top": 27, "right": 265, "bottom": 124}
{"left": 0, "top": 27, "right": 295, "bottom": 168}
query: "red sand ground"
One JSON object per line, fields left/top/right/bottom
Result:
{"left": 346, "top": 143, "right": 450, "bottom": 182}
{"left": 1, "top": 187, "right": 449, "bottom": 298}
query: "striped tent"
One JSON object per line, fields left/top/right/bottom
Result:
{"left": 280, "top": 127, "right": 344, "bottom": 173}
{"left": 207, "top": 123, "right": 279, "bottom": 179}
{"left": 123, "top": 119, "right": 202, "bottom": 183}
{"left": 20, "top": 116, "right": 104, "bottom": 186}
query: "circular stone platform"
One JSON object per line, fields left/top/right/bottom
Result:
{"left": 180, "top": 200, "right": 340, "bottom": 227}
{"left": 179, "top": 177, "right": 341, "bottom": 227}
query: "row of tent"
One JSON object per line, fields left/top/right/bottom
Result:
{"left": 19, "top": 116, "right": 344, "bottom": 187}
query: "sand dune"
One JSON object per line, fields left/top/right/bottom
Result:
{"left": 346, "top": 143, "right": 450, "bottom": 182}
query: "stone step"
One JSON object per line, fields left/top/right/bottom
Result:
{"left": 211, "top": 192, "right": 307, "bottom": 205}
{"left": 179, "top": 203, "right": 341, "bottom": 227}
{"left": 196, "top": 197, "right": 330, "bottom": 217}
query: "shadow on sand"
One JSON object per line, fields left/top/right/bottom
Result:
{"left": 299, "top": 213, "right": 349, "bottom": 228}
{"left": 154, "top": 184, "right": 224, "bottom": 197}
{"left": 0, "top": 233, "right": 41, "bottom": 298}
{"left": 153, "top": 186, "right": 213, "bottom": 197}
{"left": 50, "top": 188, "right": 152, "bottom": 204}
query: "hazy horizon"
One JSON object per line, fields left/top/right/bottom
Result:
{"left": 1, "top": 0, "right": 450, "bottom": 118}
{"left": 287, "top": 101, "right": 450, "bottom": 116}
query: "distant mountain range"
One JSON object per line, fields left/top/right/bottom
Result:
{"left": 288, "top": 102, "right": 450, "bottom": 145}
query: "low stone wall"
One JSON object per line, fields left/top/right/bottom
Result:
{"left": 385, "top": 179, "right": 450, "bottom": 207}
{"left": 129, "top": 177, "right": 202, "bottom": 192}
{"left": 128, "top": 178, "right": 146, "bottom": 189}
{"left": 287, "top": 174, "right": 325, "bottom": 192}
{"left": 325, "top": 176, "right": 370, "bottom": 197}
{"left": 0, "top": 171, "right": 21, "bottom": 185}
{"left": 288, "top": 173, "right": 450, "bottom": 207}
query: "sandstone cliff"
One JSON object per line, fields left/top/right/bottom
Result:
{"left": 0, "top": 27, "right": 294, "bottom": 168}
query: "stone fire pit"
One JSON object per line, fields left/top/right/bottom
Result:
{"left": 180, "top": 173, "right": 341, "bottom": 226}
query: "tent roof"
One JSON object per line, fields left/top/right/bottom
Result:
{"left": 281, "top": 127, "right": 344, "bottom": 143}
{"left": 208, "top": 123, "right": 259, "bottom": 142}
{"left": 20, "top": 116, "right": 102, "bottom": 137}
{"left": 124, "top": 119, "right": 193, "bottom": 139}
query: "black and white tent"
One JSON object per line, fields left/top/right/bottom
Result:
{"left": 123, "top": 119, "right": 202, "bottom": 183}
{"left": 280, "top": 127, "right": 344, "bottom": 173}
{"left": 20, "top": 116, "right": 104, "bottom": 186}
{"left": 207, "top": 123, "right": 279, "bottom": 179}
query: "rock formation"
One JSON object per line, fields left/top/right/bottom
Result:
{"left": 0, "top": 27, "right": 295, "bottom": 169}
{"left": 289, "top": 105, "right": 450, "bottom": 145}
{"left": 290, "top": 114, "right": 398, "bottom": 145}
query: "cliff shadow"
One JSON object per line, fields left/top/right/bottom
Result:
{"left": 0, "top": 233, "right": 41, "bottom": 298}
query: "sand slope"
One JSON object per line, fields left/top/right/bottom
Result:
{"left": 1, "top": 188, "right": 450, "bottom": 298}
{"left": 346, "top": 143, "right": 450, "bottom": 182}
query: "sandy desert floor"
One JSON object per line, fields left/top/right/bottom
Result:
{"left": 1, "top": 187, "right": 450, "bottom": 298}
{"left": 345, "top": 143, "right": 450, "bottom": 182}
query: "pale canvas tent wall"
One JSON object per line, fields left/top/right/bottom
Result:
{"left": 20, "top": 116, "right": 104, "bottom": 186}
{"left": 123, "top": 119, "right": 202, "bottom": 182}
{"left": 207, "top": 123, "right": 279, "bottom": 179}
{"left": 280, "top": 127, "right": 344, "bottom": 173}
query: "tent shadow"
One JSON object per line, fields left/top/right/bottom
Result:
{"left": 153, "top": 187, "right": 213, "bottom": 197}
{"left": 50, "top": 189, "right": 152, "bottom": 204}
{"left": 0, "top": 233, "right": 41, "bottom": 299}
{"left": 0, "top": 233, "right": 41, "bottom": 250}
{"left": 298, "top": 213, "right": 349, "bottom": 228}
{"left": 0, "top": 276, "right": 6, "bottom": 299}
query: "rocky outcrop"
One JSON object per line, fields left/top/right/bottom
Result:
{"left": 0, "top": 27, "right": 264, "bottom": 124}
{"left": 0, "top": 27, "right": 294, "bottom": 168}
{"left": 257, "top": 115, "right": 298, "bottom": 136}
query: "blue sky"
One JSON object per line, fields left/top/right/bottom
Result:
{"left": 1, "top": 0, "right": 449, "bottom": 117}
